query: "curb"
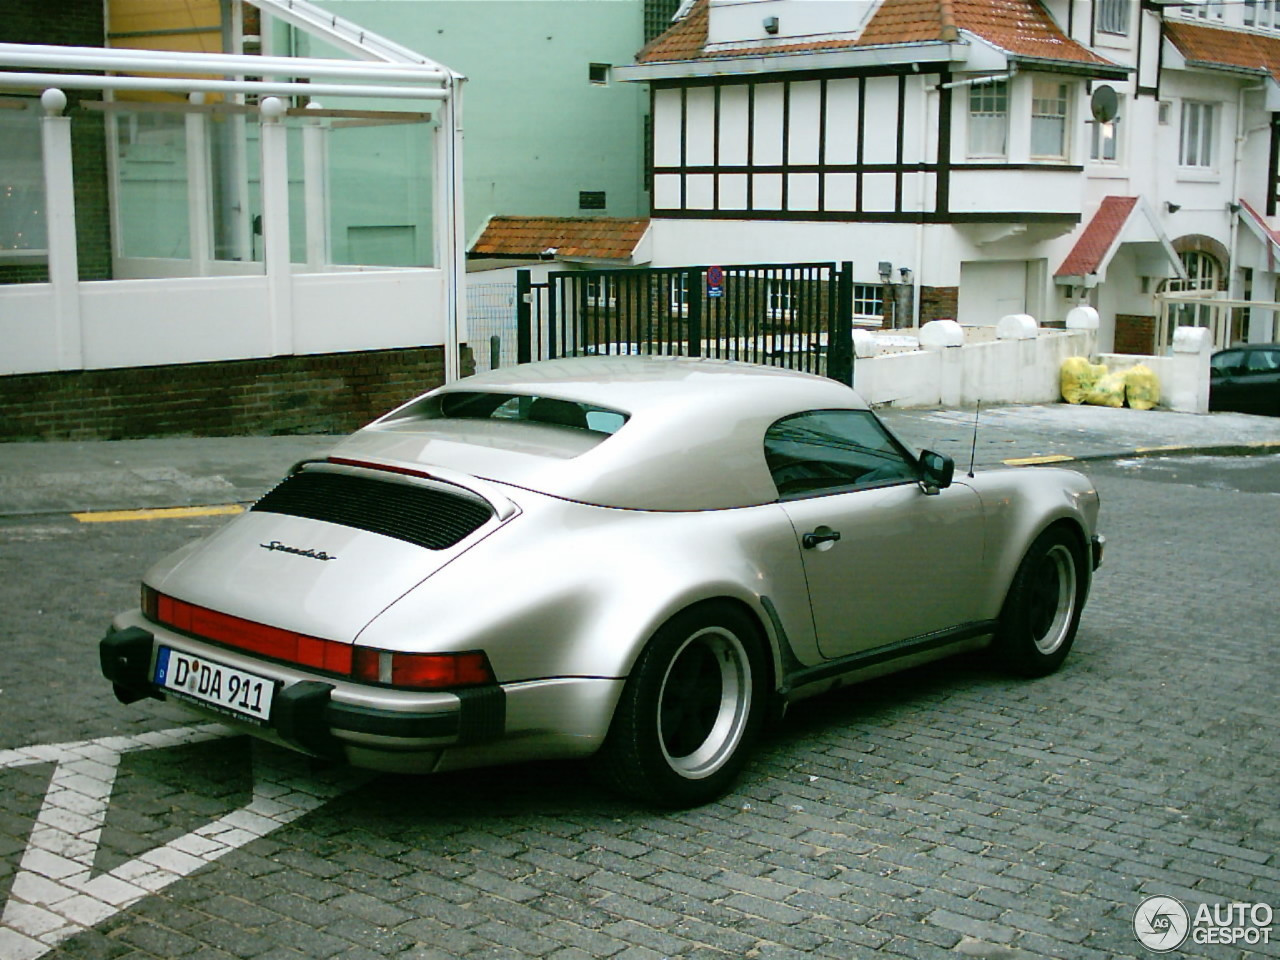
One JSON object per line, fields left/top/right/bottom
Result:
{"left": 1001, "top": 440, "right": 1280, "bottom": 467}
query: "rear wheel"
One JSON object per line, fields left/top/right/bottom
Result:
{"left": 596, "top": 603, "right": 766, "bottom": 807}
{"left": 994, "top": 527, "right": 1086, "bottom": 677}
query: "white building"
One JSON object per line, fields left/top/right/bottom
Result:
{"left": 618, "top": 0, "right": 1280, "bottom": 354}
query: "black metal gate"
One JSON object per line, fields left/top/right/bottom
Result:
{"left": 516, "top": 261, "right": 854, "bottom": 385}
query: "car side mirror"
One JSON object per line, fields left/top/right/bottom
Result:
{"left": 918, "top": 450, "right": 954, "bottom": 495}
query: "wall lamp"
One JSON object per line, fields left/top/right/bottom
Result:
{"left": 763, "top": 16, "right": 779, "bottom": 34}
{"left": 1165, "top": 201, "right": 1181, "bottom": 213}
{"left": 1228, "top": 201, "right": 1242, "bottom": 214}
{"left": 899, "top": 266, "right": 913, "bottom": 284}
{"left": 878, "top": 260, "right": 893, "bottom": 283}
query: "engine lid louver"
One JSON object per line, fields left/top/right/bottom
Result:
{"left": 252, "top": 471, "right": 494, "bottom": 550}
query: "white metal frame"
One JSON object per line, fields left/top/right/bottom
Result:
{"left": 0, "top": 0, "right": 468, "bottom": 381}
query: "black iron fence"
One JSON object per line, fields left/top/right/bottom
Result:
{"left": 516, "top": 262, "right": 855, "bottom": 385}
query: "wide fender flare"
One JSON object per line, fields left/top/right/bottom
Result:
{"left": 968, "top": 468, "right": 1099, "bottom": 616}
{"left": 357, "top": 499, "right": 813, "bottom": 686}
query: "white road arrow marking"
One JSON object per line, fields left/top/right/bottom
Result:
{"left": 0, "top": 724, "right": 366, "bottom": 959}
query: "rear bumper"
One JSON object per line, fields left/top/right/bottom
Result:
{"left": 100, "top": 618, "right": 617, "bottom": 773}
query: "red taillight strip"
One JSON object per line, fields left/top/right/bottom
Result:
{"left": 145, "top": 586, "right": 352, "bottom": 675}
{"left": 141, "top": 586, "right": 497, "bottom": 691}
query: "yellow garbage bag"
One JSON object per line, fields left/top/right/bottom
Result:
{"left": 1084, "top": 369, "right": 1127, "bottom": 408}
{"left": 1125, "top": 364, "right": 1160, "bottom": 411}
{"left": 1061, "top": 357, "right": 1105, "bottom": 405}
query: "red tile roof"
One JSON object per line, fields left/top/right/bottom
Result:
{"left": 637, "top": 0, "right": 1118, "bottom": 72}
{"left": 1055, "top": 196, "right": 1139, "bottom": 278}
{"left": 1165, "top": 19, "right": 1280, "bottom": 82}
{"left": 470, "top": 216, "right": 648, "bottom": 261}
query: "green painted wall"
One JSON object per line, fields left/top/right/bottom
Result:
{"left": 311, "top": 1, "right": 649, "bottom": 242}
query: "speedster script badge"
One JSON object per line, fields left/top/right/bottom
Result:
{"left": 259, "top": 540, "right": 338, "bottom": 561}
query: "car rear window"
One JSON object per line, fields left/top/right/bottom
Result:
{"left": 388, "top": 391, "right": 630, "bottom": 435}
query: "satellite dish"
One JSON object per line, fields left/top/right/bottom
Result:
{"left": 1091, "top": 85, "right": 1119, "bottom": 124}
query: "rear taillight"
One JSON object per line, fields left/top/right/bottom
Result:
{"left": 141, "top": 585, "right": 495, "bottom": 690}
{"left": 352, "top": 648, "right": 495, "bottom": 690}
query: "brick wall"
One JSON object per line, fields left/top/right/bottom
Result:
{"left": 0, "top": 348, "right": 450, "bottom": 442}
{"left": 1114, "top": 314, "right": 1156, "bottom": 355}
{"left": 1, "top": 0, "right": 112, "bottom": 284}
{"left": 919, "top": 286, "right": 958, "bottom": 325}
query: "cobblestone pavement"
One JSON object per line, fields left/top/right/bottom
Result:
{"left": 1, "top": 452, "right": 1278, "bottom": 959}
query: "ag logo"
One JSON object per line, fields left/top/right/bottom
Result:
{"left": 1134, "top": 895, "right": 1191, "bottom": 952}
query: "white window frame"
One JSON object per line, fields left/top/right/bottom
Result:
{"left": 585, "top": 274, "right": 617, "bottom": 307}
{"left": 1184, "top": 2, "right": 1224, "bottom": 20}
{"left": 766, "top": 280, "right": 794, "bottom": 320}
{"left": 1097, "top": 0, "right": 1131, "bottom": 36}
{"left": 1030, "top": 78, "right": 1071, "bottom": 161}
{"left": 1245, "top": 0, "right": 1280, "bottom": 30}
{"left": 668, "top": 273, "right": 689, "bottom": 316}
{"left": 1088, "top": 94, "right": 1123, "bottom": 163}
{"left": 1179, "top": 100, "right": 1216, "bottom": 168}
{"left": 967, "top": 80, "right": 1009, "bottom": 159}
{"left": 852, "top": 283, "right": 884, "bottom": 322}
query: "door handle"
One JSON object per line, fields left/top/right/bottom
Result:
{"left": 802, "top": 528, "right": 841, "bottom": 549}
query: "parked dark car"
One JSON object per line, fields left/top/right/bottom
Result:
{"left": 1209, "top": 344, "right": 1280, "bottom": 416}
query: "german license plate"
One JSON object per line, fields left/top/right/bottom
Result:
{"left": 154, "top": 646, "right": 276, "bottom": 724}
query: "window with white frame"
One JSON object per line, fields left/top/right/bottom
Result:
{"left": 585, "top": 274, "right": 617, "bottom": 306}
{"left": 1245, "top": 0, "right": 1280, "bottom": 30}
{"left": 1031, "top": 79, "right": 1071, "bottom": 160}
{"left": 853, "top": 284, "right": 884, "bottom": 322}
{"left": 1089, "top": 95, "right": 1122, "bottom": 162}
{"left": 668, "top": 273, "right": 689, "bottom": 315}
{"left": 1180, "top": 101, "right": 1216, "bottom": 168}
{"left": 1183, "top": 1, "right": 1224, "bottom": 20}
{"left": 1097, "top": 0, "right": 1131, "bottom": 35}
{"left": 766, "top": 281, "right": 794, "bottom": 319}
{"left": 967, "top": 80, "right": 1008, "bottom": 158}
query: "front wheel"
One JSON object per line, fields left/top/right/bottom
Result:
{"left": 993, "top": 527, "right": 1086, "bottom": 677}
{"left": 595, "top": 603, "right": 766, "bottom": 808}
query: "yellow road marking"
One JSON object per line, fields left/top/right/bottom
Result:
{"left": 1134, "top": 445, "right": 1191, "bottom": 454}
{"left": 1002, "top": 454, "right": 1075, "bottom": 466}
{"left": 73, "top": 504, "right": 245, "bottom": 524}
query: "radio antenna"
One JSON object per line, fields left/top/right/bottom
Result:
{"left": 967, "top": 400, "right": 981, "bottom": 478}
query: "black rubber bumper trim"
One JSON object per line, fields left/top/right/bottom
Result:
{"left": 1091, "top": 534, "right": 1105, "bottom": 570}
{"left": 100, "top": 626, "right": 160, "bottom": 704}
{"left": 455, "top": 685, "right": 506, "bottom": 744}
{"left": 327, "top": 700, "right": 460, "bottom": 739}
{"left": 274, "top": 681, "right": 343, "bottom": 759}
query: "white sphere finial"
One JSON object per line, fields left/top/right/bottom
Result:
{"left": 260, "top": 96, "right": 287, "bottom": 120}
{"left": 189, "top": 92, "right": 206, "bottom": 105}
{"left": 41, "top": 88, "right": 67, "bottom": 116}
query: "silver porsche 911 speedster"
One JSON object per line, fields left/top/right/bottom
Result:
{"left": 101, "top": 356, "right": 1103, "bottom": 807}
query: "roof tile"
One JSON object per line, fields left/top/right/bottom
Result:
{"left": 1165, "top": 19, "right": 1280, "bottom": 82}
{"left": 471, "top": 216, "right": 648, "bottom": 261}
{"left": 1055, "top": 196, "right": 1138, "bottom": 277}
{"left": 638, "top": 0, "right": 1116, "bottom": 70}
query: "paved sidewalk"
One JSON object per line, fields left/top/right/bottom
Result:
{"left": 1, "top": 404, "right": 1279, "bottom": 517}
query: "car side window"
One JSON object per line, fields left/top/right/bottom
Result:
{"left": 1245, "top": 349, "right": 1280, "bottom": 374}
{"left": 1212, "top": 350, "right": 1246, "bottom": 376}
{"left": 764, "top": 409, "right": 918, "bottom": 498}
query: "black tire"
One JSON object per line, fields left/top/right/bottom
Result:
{"left": 993, "top": 527, "right": 1086, "bottom": 678}
{"left": 595, "top": 603, "right": 767, "bottom": 808}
